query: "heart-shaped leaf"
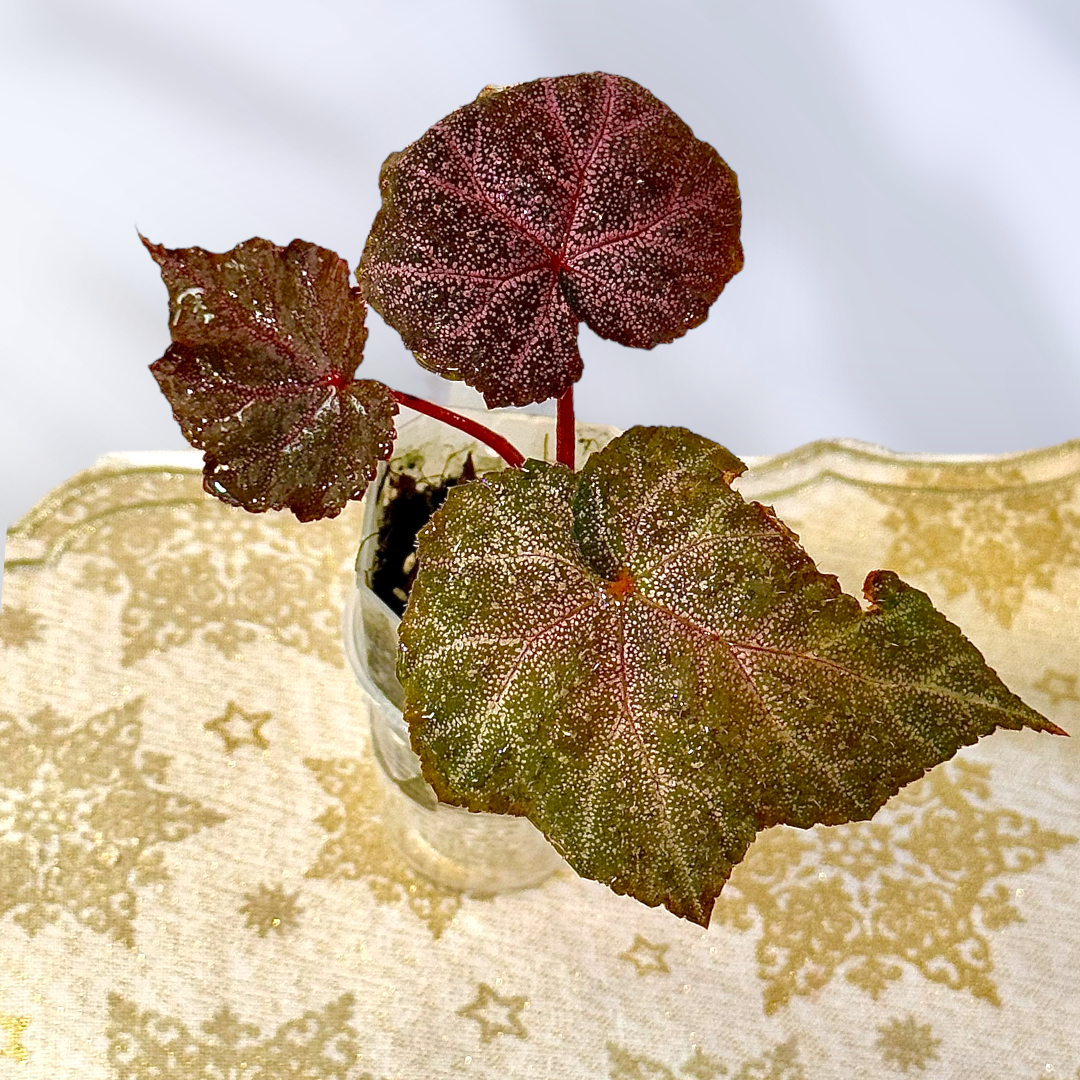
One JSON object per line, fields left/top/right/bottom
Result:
{"left": 399, "top": 427, "right": 1063, "bottom": 925}
{"left": 146, "top": 236, "right": 397, "bottom": 521}
{"left": 359, "top": 73, "right": 743, "bottom": 408}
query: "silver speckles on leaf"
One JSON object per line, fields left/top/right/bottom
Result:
{"left": 398, "top": 426, "right": 1058, "bottom": 925}
{"left": 359, "top": 74, "right": 744, "bottom": 408}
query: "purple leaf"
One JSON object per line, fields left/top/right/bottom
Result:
{"left": 146, "top": 236, "right": 397, "bottom": 522}
{"left": 359, "top": 73, "right": 744, "bottom": 407}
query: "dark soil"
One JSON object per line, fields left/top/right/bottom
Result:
{"left": 371, "top": 454, "right": 476, "bottom": 616}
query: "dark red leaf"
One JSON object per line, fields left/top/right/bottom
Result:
{"left": 359, "top": 73, "right": 743, "bottom": 408}
{"left": 145, "top": 236, "right": 397, "bottom": 522}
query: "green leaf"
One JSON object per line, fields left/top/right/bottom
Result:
{"left": 399, "top": 426, "right": 1063, "bottom": 925}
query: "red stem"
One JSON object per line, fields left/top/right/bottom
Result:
{"left": 556, "top": 385, "right": 576, "bottom": 469}
{"left": 389, "top": 389, "right": 526, "bottom": 469}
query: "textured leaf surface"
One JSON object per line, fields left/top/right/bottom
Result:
{"left": 359, "top": 73, "right": 743, "bottom": 408}
{"left": 146, "top": 236, "right": 397, "bottom": 521}
{"left": 399, "top": 427, "right": 1062, "bottom": 925}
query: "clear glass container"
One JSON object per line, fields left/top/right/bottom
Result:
{"left": 342, "top": 410, "right": 619, "bottom": 893}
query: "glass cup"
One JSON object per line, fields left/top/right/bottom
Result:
{"left": 342, "top": 411, "right": 618, "bottom": 893}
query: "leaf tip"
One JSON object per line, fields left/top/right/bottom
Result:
{"left": 138, "top": 231, "right": 167, "bottom": 264}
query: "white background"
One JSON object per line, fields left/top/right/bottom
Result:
{"left": 2, "top": 0, "right": 1080, "bottom": 536}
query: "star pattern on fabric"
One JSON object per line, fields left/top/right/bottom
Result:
{"left": 0, "top": 700, "right": 226, "bottom": 947}
{"left": 0, "top": 604, "right": 45, "bottom": 650}
{"left": 0, "top": 1014, "right": 30, "bottom": 1063}
{"left": 874, "top": 1014, "right": 942, "bottom": 1072}
{"left": 204, "top": 702, "right": 271, "bottom": 754}
{"left": 5, "top": 431, "right": 1078, "bottom": 1080}
{"left": 874, "top": 463, "right": 1080, "bottom": 629}
{"left": 618, "top": 934, "right": 671, "bottom": 976}
{"left": 239, "top": 883, "right": 303, "bottom": 937}
{"left": 457, "top": 983, "right": 528, "bottom": 1043}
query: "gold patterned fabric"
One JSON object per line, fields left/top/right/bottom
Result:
{"left": 2, "top": 439, "right": 1079, "bottom": 1078}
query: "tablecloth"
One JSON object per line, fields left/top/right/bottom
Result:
{"left": 2, "top": 433, "right": 1078, "bottom": 1078}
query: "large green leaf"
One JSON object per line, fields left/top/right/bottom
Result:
{"left": 399, "top": 426, "right": 1063, "bottom": 925}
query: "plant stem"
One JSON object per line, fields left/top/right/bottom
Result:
{"left": 556, "top": 385, "right": 576, "bottom": 469}
{"left": 389, "top": 389, "right": 526, "bottom": 469}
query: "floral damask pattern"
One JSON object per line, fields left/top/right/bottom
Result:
{"left": 607, "top": 1038, "right": 805, "bottom": 1080}
{"left": 715, "top": 762, "right": 1075, "bottom": 1013}
{"left": 67, "top": 483, "right": 357, "bottom": 666}
{"left": 304, "top": 756, "right": 465, "bottom": 937}
{"left": 0, "top": 700, "right": 225, "bottom": 947}
{"left": 0, "top": 604, "right": 44, "bottom": 650}
{"left": 106, "top": 993, "right": 364, "bottom": 1080}
{"left": 872, "top": 464, "right": 1080, "bottom": 628}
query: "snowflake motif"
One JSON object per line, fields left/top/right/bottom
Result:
{"left": 813, "top": 822, "right": 892, "bottom": 881}
{"left": 0, "top": 701, "right": 225, "bottom": 947}
{"left": 457, "top": 984, "right": 528, "bottom": 1043}
{"left": 874, "top": 1014, "right": 942, "bottom": 1072}
{"left": 0, "top": 604, "right": 44, "bottom": 649}
{"left": 106, "top": 993, "right": 365, "bottom": 1080}
{"left": 607, "top": 1037, "right": 805, "bottom": 1080}
{"left": 873, "top": 463, "right": 1080, "bottom": 628}
{"left": 1033, "top": 668, "right": 1080, "bottom": 711}
{"left": 304, "top": 756, "right": 466, "bottom": 937}
{"left": 68, "top": 476, "right": 357, "bottom": 666}
{"left": 680, "top": 1046, "right": 726, "bottom": 1080}
{"left": 239, "top": 883, "right": 302, "bottom": 937}
{"left": 714, "top": 762, "right": 1076, "bottom": 1013}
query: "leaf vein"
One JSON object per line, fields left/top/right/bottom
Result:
{"left": 430, "top": 130, "right": 553, "bottom": 252}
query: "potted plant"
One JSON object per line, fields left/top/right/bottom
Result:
{"left": 144, "top": 72, "right": 1065, "bottom": 929}
{"left": 343, "top": 406, "right": 622, "bottom": 895}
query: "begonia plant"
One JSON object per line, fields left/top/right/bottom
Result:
{"left": 146, "top": 72, "right": 1065, "bottom": 926}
